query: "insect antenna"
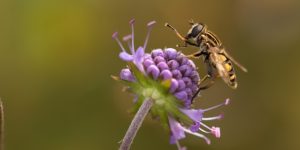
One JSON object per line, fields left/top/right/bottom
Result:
{"left": 164, "top": 23, "right": 186, "bottom": 41}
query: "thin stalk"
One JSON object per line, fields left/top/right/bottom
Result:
{"left": 0, "top": 99, "right": 4, "bottom": 150}
{"left": 119, "top": 98, "right": 153, "bottom": 150}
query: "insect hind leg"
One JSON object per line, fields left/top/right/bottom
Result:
{"left": 191, "top": 75, "right": 216, "bottom": 100}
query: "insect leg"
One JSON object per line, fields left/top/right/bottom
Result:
{"left": 187, "top": 50, "right": 204, "bottom": 58}
{"left": 191, "top": 75, "right": 215, "bottom": 100}
{"left": 176, "top": 42, "right": 188, "bottom": 48}
{"left": 200, "top": 74, "right": 210, "bottom": 83}
{"left": 199, "top": 79, "right": 215, "bottom": 90}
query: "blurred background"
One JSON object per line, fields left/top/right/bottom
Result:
{"left": 0, "top": 0, "right": 300, "bottom": 150}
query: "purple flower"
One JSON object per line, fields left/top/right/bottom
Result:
{"left": 169, "top": 98, "right": 230, "bottom": 145}
{"left": 112, "top": 19, "right": 156, "bottom": 72}
{"left": 113, "top": 19, "right": 230, "bottom": 150}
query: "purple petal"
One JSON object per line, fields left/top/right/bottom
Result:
{"left": 174, "top": 91, "right": 188, "bottom": 100}
{"left": 143, "top": 59, "right": 154, "bottom": 69}
{"left": 183, "top": 67, "right": 192, "bottom": 77}
{"left": 190, "top": 71, "right": 200, "bottom": 83}
{"left": 172, "top": 70, "right": 182, "bottom": 79}
{"left": 184, "top": 100, "right": 192, "bottom": 108}
{"left": 153, "top": 56, "right": 166, "bottom": 64}
{"left": 168, "top": 117, "right": 186, "bottom": 144}
{"left": 151, "top": 49, "right": 165, "bottom": 58}
{"left": 179, "top": 65, "right": 189, "bottom": 75}
{"left": 135, "top": 46, "right": 145, "bottom": 63}
{"left": 167, "top": 60, "right": 180, "bottom": 70}
{"left": 192, "top": 75, "right": 200, "bottom": 84}
{"left": 164, "top": 48, "right": 178, "bottom": 60}
{"left": 176, "top": 54, "right": 183, "bottom": 63}
{"left": 119, "top": 52, "right": 134, "bottom": 61}
{"left": 160, "top": 70, "right": 172, "bottom": 80}
{"left": 120, "top": 68, "right": 135, "bottom": 82}
{"left": 169, "top": 135, "right": 177, "bottom": 145}
{"left": 188, "top": 60, "right": 196, "bottom": 68}
{"left": 146, "top": 65, "right": 160, "bottom": 79}
{"left": 179, "top": 108, "right": 203, "bottom": 122}
{"left": 177, "top": 80, "right": 186, "bottom": 91}
{"left": 190, "top": 70, "right": 199, "bottom": 78}
{"left": 182, "top": 77, "right": 192, "bottom": 87}
{"left": 180, "top": 57, "right": 189, "bottom": 65}
{"left": 169, "top": 78, "right": 179, "bottom": 93}
{"left": 157, "top": 62, "right": 169, "bottom": 71}
{"left": 143, "top": 53, "right": 152, "bottom": 60}
{"left": 190, "top": 122, "right": 201, "bottom": 132}
{"left": 185, "top": 88, "right": 193, "bottom": 98}
{"left": 191, "top": 84, "right": 199, "bottom": 93}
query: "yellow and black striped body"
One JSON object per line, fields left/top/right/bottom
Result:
{"left": 195, "top": 29, "right": 238, "bottom": 89}
{"left": 206, "top": 47, "right": 237, "bottom": 89}
{"left": 165, "top": 21, "right": 247, "bottom": 91}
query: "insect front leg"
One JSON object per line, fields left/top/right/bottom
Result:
{"left": 176, "top": 42, "right": 188, "bottom": 48}
{"left": 186, "top": 50, "right": 204, "bottom": 58}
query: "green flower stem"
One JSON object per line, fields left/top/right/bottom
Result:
{"left": 0, "top": 99, "right": 4, "bottom": 150}
{"left": 119, "top": 98, "right": 153, "bottom": 150}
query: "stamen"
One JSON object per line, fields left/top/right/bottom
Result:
{"left": 143, "top": 21, "right": 156, "bottom": 50}
{"left": 199, "top": 127, "right": 210, "bottom": 134}
{"left": 123, "top": 34, "right": 132, "bottom": 41}
{"left": 123, "top": 34, "right": 132, "bottom": 50}
{"left": 211, "top": 126, "right": 221, "bottom": 138}
{"left": 199, "top": 123, "right": 221, "bottom": 138}
{"left": 112, "top": 32, "right": 127, "bottom": 52}
{"left": 200, "top": 122, "right": 212, "bottom": 131}
{"left": 202, "top": 114, "right": 224, "bottom": 121}
{"left": 181, "top": 127, "right": 211, "bottom": 144}
{"left": 112, "top": 32, "right": 118, "bottom": 39}
{"left": 129, "top": 18, "right": 135, "bottom": 54}
{"left": 202, "top": 98, "right": 230, "bottom": 112}
{"left": 175, "top": 141, "right": 186, "bottom": 150}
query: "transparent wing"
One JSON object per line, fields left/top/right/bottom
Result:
{"left": 222, "top": 49, "right": 248, "bottom": 72}
{"left": 209, "top": 51, "right": 232, "bottom": 86}
{"left": 215, "top": 63, "right": 232, "bottom": 86}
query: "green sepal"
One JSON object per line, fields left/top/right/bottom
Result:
{"left": 164, "top": 96, "right": 194, "bottom": 125}
{"left": 127, "top": 62, "right": 149, "bottom": 87}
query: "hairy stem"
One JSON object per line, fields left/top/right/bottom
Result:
{"left": 0, "top": 99, "right": 4, "bottom": 150}
{"left": 119, "top": 98, "right": 153, "bottom": 150}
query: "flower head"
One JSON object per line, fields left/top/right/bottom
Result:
{"left": 113, "top": 19, "right": 229, "bottom": 150}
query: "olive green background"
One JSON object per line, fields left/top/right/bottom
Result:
{"left": 0, "top": 0, "right": 300, "bottom": 150}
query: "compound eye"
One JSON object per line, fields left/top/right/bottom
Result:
{"left": 197, "top": 24, "right": 203, "bottom": 31}
{"left": 187, "top": 24, "right": 203, "bottom": 38}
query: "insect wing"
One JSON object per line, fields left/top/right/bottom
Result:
{"left": 222, "top": 49, "right": 248, "bottom": 72}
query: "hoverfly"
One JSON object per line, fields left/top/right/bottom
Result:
{"left": 165, "top": 20, "right": 247, "bottom": 98}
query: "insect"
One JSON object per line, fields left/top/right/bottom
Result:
{"left": 165, "top": 20, "right": 247, "bottom": 98}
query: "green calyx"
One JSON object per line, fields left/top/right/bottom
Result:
{"left": 118, "top": 63, "right": 193, "bottom": 126}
